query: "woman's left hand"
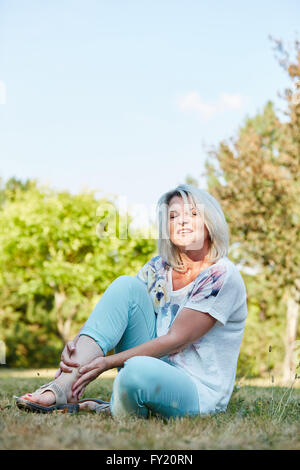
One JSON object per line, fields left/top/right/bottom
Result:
{"left": 71, "top": 357, "right": 108, "bottom": 400}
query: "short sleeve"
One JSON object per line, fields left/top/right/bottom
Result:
{"left": 184, "top": 264, "right": 247, "bottom": 326}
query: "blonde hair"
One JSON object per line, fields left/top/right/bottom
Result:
{"left": 156, "top": 184, "right": 229, "bottom": 271}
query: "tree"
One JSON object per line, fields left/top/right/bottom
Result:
{"left": 185, "top": 175, "right": 199, "bottom": 187}
{"left": 0, "top": 182, "right": 156, "bottom": 366}
{"left": 0, "top": 176, "right": 33, "bottom": 207}
{"left": 204, "top": 40, "right": 300, "bottom": 381}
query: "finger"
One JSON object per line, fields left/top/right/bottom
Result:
{"left": 54, "top": 368, "right": 61, "bottom": 379}
{"left": 61, "top": 352, "right": 80, "bottom": 368}
{"left": 72, "top": 380, "right": 89, "bottom": 399}
{"left": 59, "top": 361, "right": 73, "bottom": 373}
{"left": 79, "top": 358, "right": 99, "bottom": 375}
{"left": 72, "top": 383, "right": 83, "bottom": 400}
{"left": 72, "top": 369, "right": 97, "bottom": 392}
{"left": 72, "top": 377, "right": 85, "bottom": 394}
{"left": 75, "top": 386, "right": 85, "bottom": 401}
{"left": 72, "top": 374, "right": 88, "bottom": 393}
{"left": 67, "top": 341, "right": 76, "bottom": 355}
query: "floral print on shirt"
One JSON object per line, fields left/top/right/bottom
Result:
{"left": 136, "top": 255, "right": 227, "bottom": 333}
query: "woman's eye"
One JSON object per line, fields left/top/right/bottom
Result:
{"left": 169, "top": 210, "right": 197, "bottom": 218}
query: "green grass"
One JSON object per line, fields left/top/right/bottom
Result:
{"left": 0, "top": 371, "right": 299, "bottom": 450}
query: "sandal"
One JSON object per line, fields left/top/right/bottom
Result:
{"left": 15, "top": 381, "right": 79, "bottom": 414}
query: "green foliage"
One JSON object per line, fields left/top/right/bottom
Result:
{"left": 0, "top": 182, "right": 156, "bottom": 367}
{"left": 236, "top": 273, "right": 287, "bottom": 378}
{"left": 185, "top": 175, "right": 199, "bottom": 187}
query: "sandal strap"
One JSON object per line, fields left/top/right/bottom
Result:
{"left": 35, "top": 381, "right": 55, "bottom": 391}
{"left": 34, "top": 381, "right": 67, "bottom": 406}
{"left": 95, "top": 403, "right": 111, "bottom": 413}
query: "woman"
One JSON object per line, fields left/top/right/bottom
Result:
{"left": 16, "top": 184, "right": 247, "bottom": 418}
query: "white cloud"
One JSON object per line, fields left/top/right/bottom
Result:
{"left": 220, "top": 92, "right": 244, "bottom": 109}
{"left": 177, "top": 91, "right": 245, "bottom": 120}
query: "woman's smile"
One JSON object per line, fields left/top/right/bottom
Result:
{"left": 177, "top": 228, "right": 193, "bottom": 234}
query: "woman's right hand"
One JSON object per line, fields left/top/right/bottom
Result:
{"left": 54, "top": 340, "right": 80, "bottom": 379}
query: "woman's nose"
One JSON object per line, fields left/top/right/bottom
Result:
{"left": 178, "top": 213, "right": 190, "bottom": 225}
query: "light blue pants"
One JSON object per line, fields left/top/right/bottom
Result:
{"left": 79, "top": 275, "right": 200, "bottom": 419}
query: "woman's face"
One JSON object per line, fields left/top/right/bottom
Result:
{"left": 168, "top": 195, "right": 210, "bottom": 252}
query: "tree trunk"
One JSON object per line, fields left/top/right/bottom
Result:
{"left": 282, "top": 284, "right": 300, "bottom": 382}
{"left": 57, "top": 306, "right": 78, "bottom": 344}
{"left": 54, "top": 291, "right": 78, "bottom": 344}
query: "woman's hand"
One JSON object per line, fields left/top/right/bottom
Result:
{"left": 54, "top": 340, "right": 80, "bottom": 379}
{"left": 71, "top": 356, "right": 108, "bottom": 400}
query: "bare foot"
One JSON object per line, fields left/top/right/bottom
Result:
{"left": 79, "top": 401, "right": 99, "bottom": 411}
{"left": 79, "top": 401, "right": 111, "bottom": 415}
{"left": 20, "top": 384, "right": 77, "bottom": 406}
{"left": 20, "top": 391, "right": 57, "bottom": 406}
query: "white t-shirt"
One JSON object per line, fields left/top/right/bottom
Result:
{"left": 136, "top": 255, "right": 248, "bottom": 415}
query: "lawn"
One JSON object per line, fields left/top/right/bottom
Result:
{"left": 0, "top": 369, "right": 299, "bottom": 450}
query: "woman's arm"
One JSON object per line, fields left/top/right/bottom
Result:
{"left": 105, "top": 307, "right": 216, "bottom": 369}
{"left": 71, "top": 308, "right": 216, "bottom": 398}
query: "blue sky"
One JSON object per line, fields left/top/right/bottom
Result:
{"left": 0, "top": 0, "right": 299, "bottom": 225}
